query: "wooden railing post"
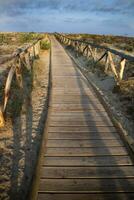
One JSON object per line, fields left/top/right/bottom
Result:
{"left": 15, "top": 56, "right": 23, "bottom": 88}
{"left": 108, "top": 52, "right": 119, "bottom": 81}
{"left": 119, "top": 58, "right": 126, "bottom": 81}
{"left": 3, "top": 64, "right": 16, "bottom": 112}
{"left": 0, "top": 38, "right": 42, "bottom": 127}
{"left": 104, "top": 52, "right": 109, "bottom": 73}
{"left": 25, "top": 51, "right": 31, "bottom": 70}
{"left": 55, "top": 33, "right": 134, "bottom": 85}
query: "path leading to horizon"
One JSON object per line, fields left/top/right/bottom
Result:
{"left": 35, "top": 36, "right": 134, "bottom": 200}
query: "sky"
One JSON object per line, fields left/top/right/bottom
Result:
{"left": 0, "top": 0, "right": 134, "bottom": 36}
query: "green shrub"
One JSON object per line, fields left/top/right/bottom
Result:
{"left": 19, "top": 32, "right": 41, "bottom": 43}
{"left": 40, "top": 40, "right": 50, "bottom": 50}
{"left": 0, "top": 34, "right": 5, "bottom": 43}
{"left": 124, "top": 45, "right": 133, "bottom": 52}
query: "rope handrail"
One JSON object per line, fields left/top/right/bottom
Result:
{"left": 0, "top": 38, "right": 43, "bottom": 127}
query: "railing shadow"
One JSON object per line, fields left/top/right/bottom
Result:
{"left": 71, "top": 56, "right": 133, "bottom": 198}
{"left": 9, "top": 53, "right": 49, "bottom": 200}
{"left": 9, "top": 64, "right": 33, "bottom": 199}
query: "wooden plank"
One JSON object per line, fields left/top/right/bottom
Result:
{"left": 52, "top": 94, "right": 96, "bottom": 98}
{"left": 49, "top": 121, "right": 113, "bottom": 126}
{"left": 48, "top": 126, "right": 116, "bottom": 132}
{"left": 48, "top": 132, "right": 120, "bottom": 139}
{"left": 46, "top": 139, "right": 123, "bottom": 147}
{"left": 45, "top": 147, "right": 127, "bottom": 156}
{"left": 51, "top": 104, "right": 105, "bottom": 111}
{"left": 38, "top": 178, "right": 134, "bottom": 192}
{"left": 53, "top": 86, "right": 91, "bottom": 90}
{"left": 50, "top": 111, "right": 108, "bottom": 115}
{"left": 53, "top": 74, "right": 81, "bottom": 76}
{"left": 50, "top": 116, "right": 112, "bottom": 123}
{"left": 52, "top": 82, "right": 89, "bottom": 88}
{"left": 52, "top": 76, "right": 87, "bottom": 81}
{"left": 51, "top": 100, "right": 101, "bottom": 104}
{"left": 38, "top": 193, "right": 134, "bottom": 200}
{"left": 51, "top": 96, "right": 99, "bottom": 101}
{"left": 43, "top": 156, "right": 133, "bottom": 166}
{"left": 52, "top": 90, "right": 96, "bottom": 96}
{"left": 40, "top": 166, "right": 134, "bottom": 178}
{"left": 52, "top": 88, "right": 94, "bottom": 91}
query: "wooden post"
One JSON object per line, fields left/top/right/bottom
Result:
{"left": 88, "top": 45, "right": 94, "bottom": 58}
{"left": 34, "top": 43, "right": 39, "bottom": 57}
{"left": 15, "top": 57, "right": 23, "bottom": 88}
{"left": 63, "top": 37, "right": 66, "bottom": 44}
{"left": 94, "top": 48, "right": 97, "bottom": 61}
{"left": 4, "top": 65, "right": 16, "bottom": 112}
{"left": 104, "top": 52, "right": 109, "bottom": 73}
{"left": 108, "top": 52, "right": 119, "bottom": 80}
{"left": 25, "top": 52, "right": 31, "bottom": 70}
{"left": 79, "top": 43, "right": 83, "bottom": 53}
{"left": 68, "top": 39, "right": 70, "bottom": 45}
{"left": 82, "top": 44, "right": 86, "bottom": 54}
{"left": 0, "top": 107, "right": 5, "bottom": 127}
{"left": 86, "top": 46, "right": 89, "bottom": 57}
{"left": 33, "top": 45, "right": 36, "bottom": 59}
{"left": 65, "top": 38, "right": 68, "bottom": 45}
{"left": 77, "top": 42, "right": 79, "bottom": 53}
{"left": 119, "top": 58, "right": 126, "bottom": 81}
{"left": 82, "top": 45, "right": 88, "bottom": 57}
{"left": 29, "top": 46, "right": 34, "bottom": 61}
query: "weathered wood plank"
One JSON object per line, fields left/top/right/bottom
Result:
{"left": 43, "top": 156, "right": 133, "bottom": 166}
{"left": 52, "top": 90, "right": 96, "bottom": 95}
{"left": 48, "top": 132, "right": 120, "bottom": 139}
{"left": 51, "top": 94, "right": 98, "bottom": 98}
{"left": 38, "top": 193, "right": 134, "bottom": 200}
{"left": 50, "top": 116, "right": 112, "bottom": 122}
{"left": 51, "top": 104, "right": 105, "bottom": 111}
{"left": 39, "top": 178, "right": 134, "bottom": 192}
{"left": 52, "top": 81, "right": 89, "bottom": 88}
{"left": 51, "top": 99, "right": 101, "bottom": 103}
{"left": 48, "top": 126, "right": 116, "bottom": 132}
{"left": 45, "top": 147, "right": 127, "bottom": 156}
{"left": 46, "top": 139, "right": 123, "bottom": 147}
{"left": 50, "top": 111, "right": 108, "bottom": 116}
{"left": 40, "top": 166, "right": 134, "bottom": 178}
{"left": 49, "top": 120, "right": 113, "bottom": 126}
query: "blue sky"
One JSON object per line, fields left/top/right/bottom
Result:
{"left": 0, "top": 0, "right": 134, "bottom": 36}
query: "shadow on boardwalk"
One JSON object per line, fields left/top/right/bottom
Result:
{"left": 72, "top": 59, "right": 133, "bottom": 199}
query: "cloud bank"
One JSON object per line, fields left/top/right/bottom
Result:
{"left": 0, "top": 0, "right": 133, "bottom": 35}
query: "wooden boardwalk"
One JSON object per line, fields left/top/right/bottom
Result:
{"left": 36, "top": 36, "right": 134, "bottom": 200}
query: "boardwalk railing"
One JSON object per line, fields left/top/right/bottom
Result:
{"left": 0, "top": 39, "right": 42, "bottom": 127}
{"left": 55, "top": 33, "right": 134, "bottom": 83}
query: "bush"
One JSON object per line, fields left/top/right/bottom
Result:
{"left": 40, "top": 40, "right": 50, "bottom": 50}
{"left": 19, "top": 32, "right": 42, "bottom": 43}
{"left": 0, "top": 34, "right": 5, "bottom": 43}
{"left": 124, "top": 45, "right": 133, "bottom": 52}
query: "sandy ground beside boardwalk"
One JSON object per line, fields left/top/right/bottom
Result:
{"left": 0, "top": 50, "right": 49, "bottom": 200}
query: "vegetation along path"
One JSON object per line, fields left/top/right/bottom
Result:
{"left": 32, "top": 36, "right": 134, "bottom": 200}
